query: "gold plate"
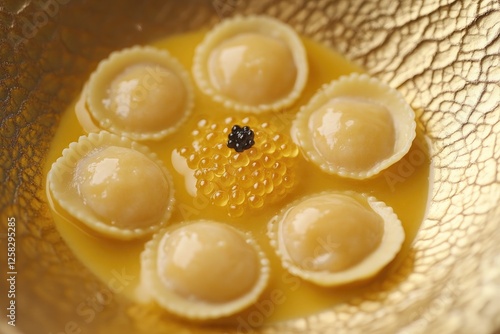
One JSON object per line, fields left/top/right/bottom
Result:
{"left": 0, "top": 1, "right": 499, "bottom": 333}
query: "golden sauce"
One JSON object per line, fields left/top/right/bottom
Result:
{"left": 44, "top": 30, "right": 431, "bottom": 326}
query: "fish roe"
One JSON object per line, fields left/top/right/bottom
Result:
{"left": 178, "top": 116, "right": 299, "bottom": 217}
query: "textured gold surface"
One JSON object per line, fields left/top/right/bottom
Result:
{"left": 0, "top": 0, "right": 499, "bottom": 333}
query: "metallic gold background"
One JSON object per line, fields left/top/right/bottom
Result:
{"left": 0, "top": 0, "right": 499, "bottom": 333}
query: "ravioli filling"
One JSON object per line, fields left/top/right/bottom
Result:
{"left": 308, "top": 97, "right": 396, "bottom": 172}
{"left": 280, "top": 193, "right": 384, "bottom": 272}
{"left": 103, "top": 63, "right": 187, "bottom": 133}
{"left": 74, "top": 146, "right": 170, "bottom": 229}
{"left": 157, "top": 222, "right": 260, "bottom": 303}
{"left": 208, "top": 33, "right": 297, "bottom": 105}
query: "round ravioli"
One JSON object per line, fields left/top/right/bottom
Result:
{"left": 193, "top": 15, "right": 308, "bottom": 113}
{"left": 77, "top": 46, "right": 194, "bottom": 140}
{"left": 48, "top": 131, "right": 175, "bottom": 239}
{"left": 139, "top": 220, "right": 270, "bottom": 319}
{"left": 268, "top": 191, "right": 405, "bottom": 286}
{"left": 292, "top": 73, "right": 416, "bottom": 179}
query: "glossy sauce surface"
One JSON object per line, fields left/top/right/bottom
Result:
{"left": 44, "top": 30, "right": 431, "bottom": 325}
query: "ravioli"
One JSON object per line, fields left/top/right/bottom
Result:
{"left": 193, "top": 15, "right": 308, "bottom": 113}
{"left": 48, "top": 131, "right": 175, "bottom": 239}
{"left": 77, "top": 46, "right": 193, "bottom": 140}
{"left": 139, "top": 221, "right": 270, "bottom": 319}
{"left": 268, "top": 191, "right": 405, "bottom": 286}
{"left": 292, "top": 73, "right": 416, "bottom": 179}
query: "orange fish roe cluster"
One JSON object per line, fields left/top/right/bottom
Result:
{"left": 178, "top": 116, "right": 299, "bottom": 217}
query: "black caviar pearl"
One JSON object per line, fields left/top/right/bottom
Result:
{"left": 227, "top": 124, "right": 255, "bottom": 152}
